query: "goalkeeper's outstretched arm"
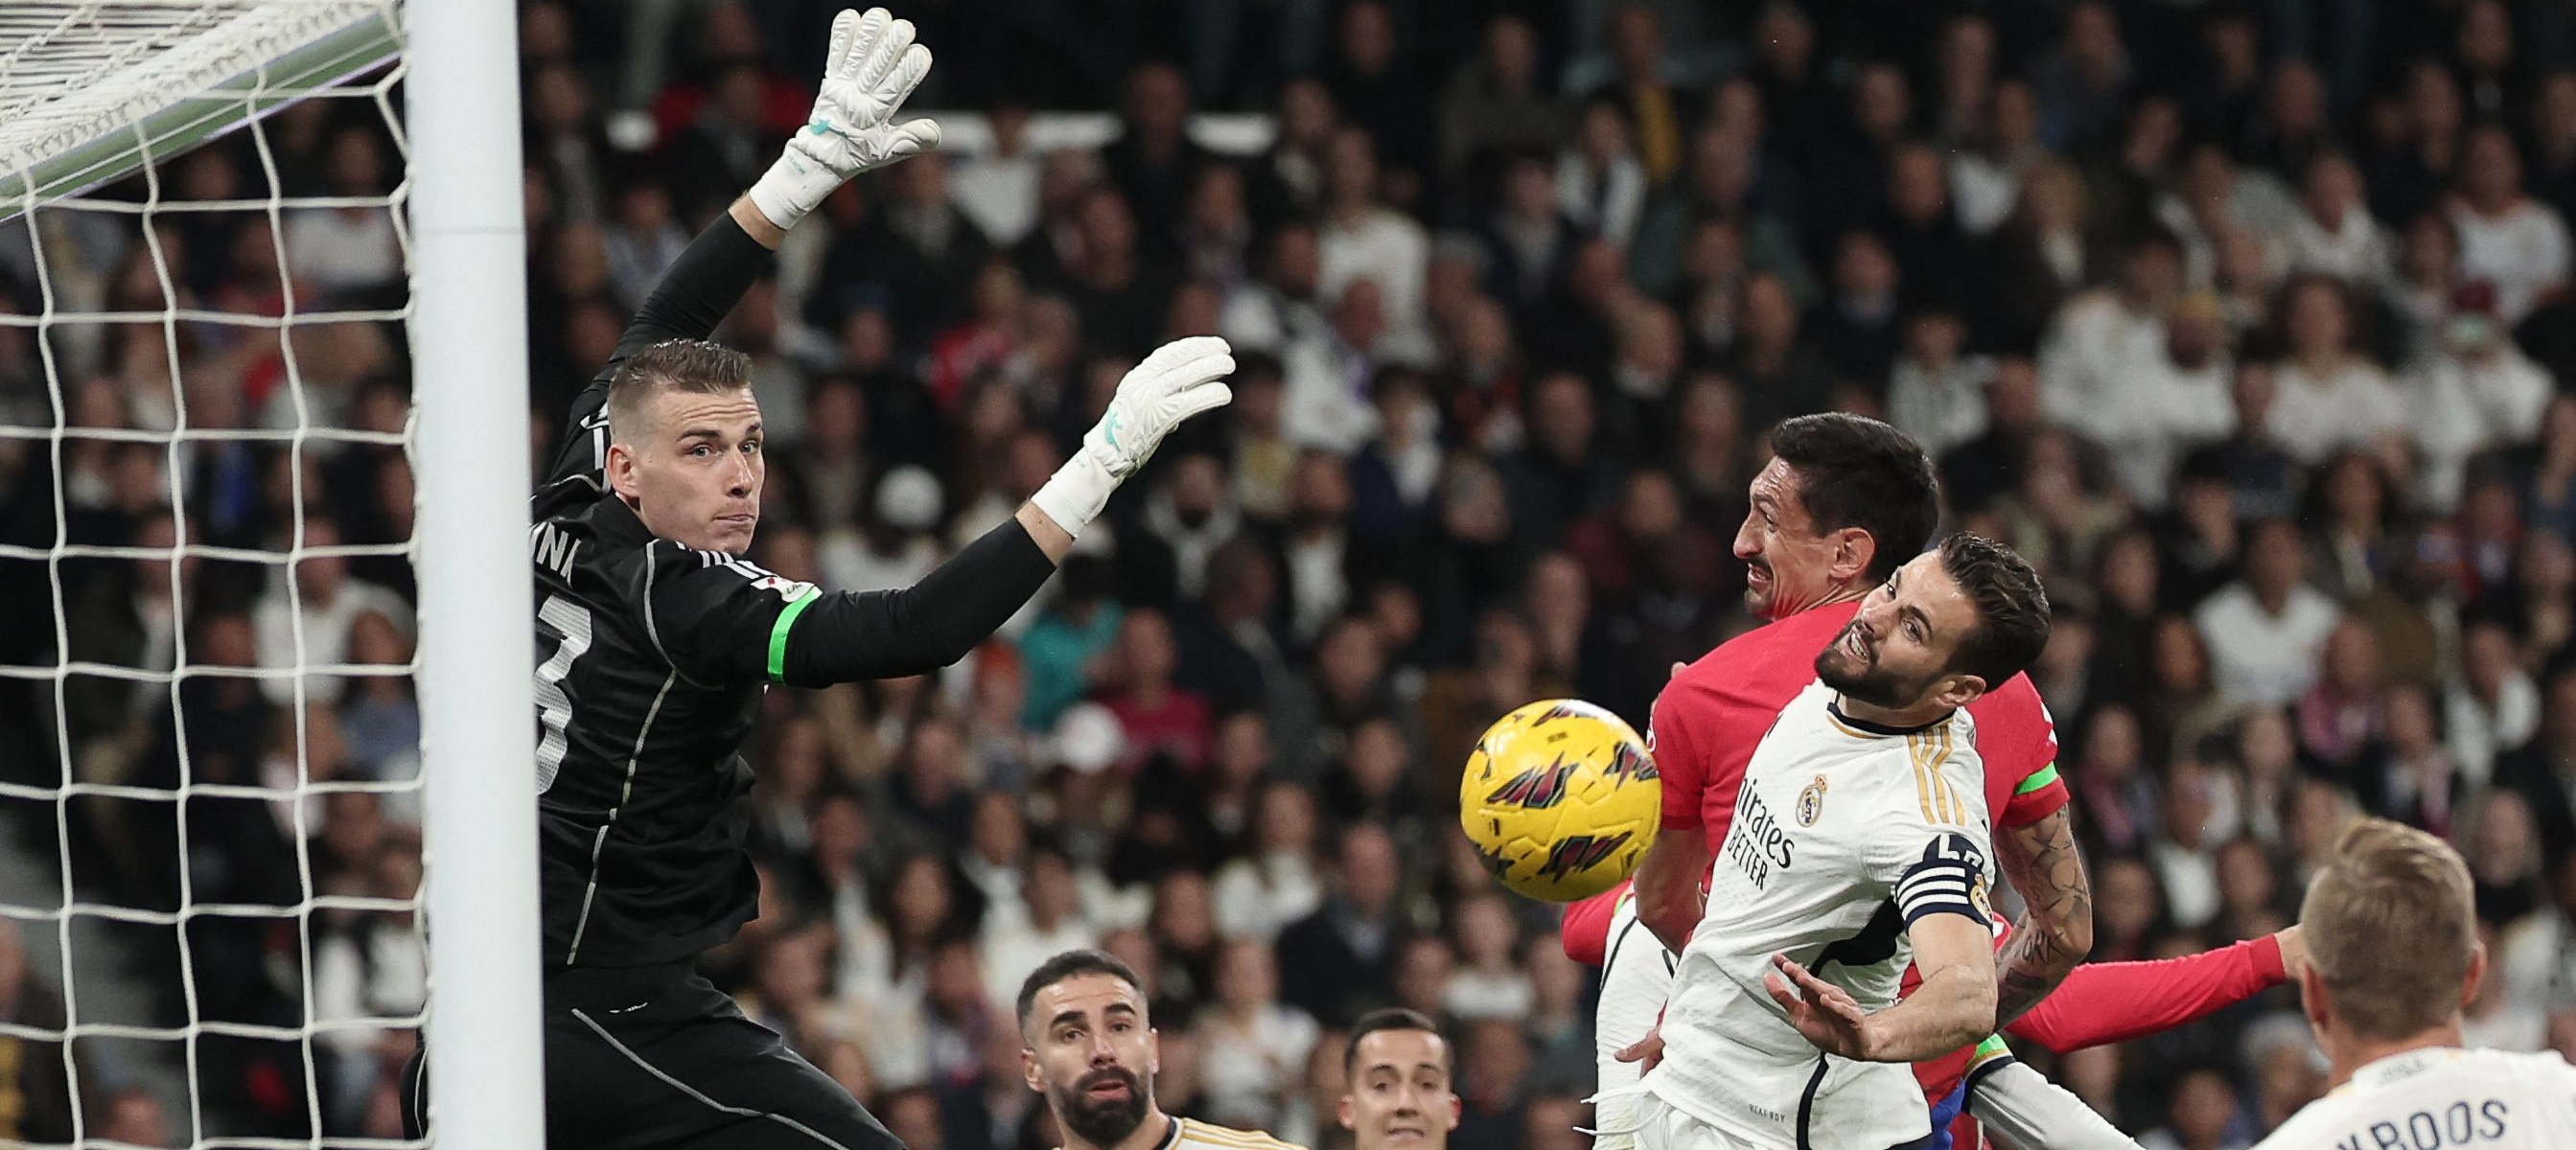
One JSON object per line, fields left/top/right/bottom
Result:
{"left": 645, "top": 335, "right": 1234, "bottom": 687}
{"left": 538, "top": 6, "right": 941, "bottom": 494}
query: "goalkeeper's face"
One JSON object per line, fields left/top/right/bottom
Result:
{"left": 608, "top": 385, "right": 765, "bottom": 556}
{"left": 1022, "top": 972, "right": 1159, "bottom": 1149}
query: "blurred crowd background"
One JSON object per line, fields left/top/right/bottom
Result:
{"left": 14, "top": 0, "right": 2576, "bottom": 1145}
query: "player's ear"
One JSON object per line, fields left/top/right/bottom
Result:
{"left": 2462, "top": 938, "right": 2491, "bottom": 1012}
{"left": 2295, "top": 961, "right": 2332, "bottom": 1034}
{"left": 605, "top": 440, "right": 640, "bottom": 502}
{"left": 1930, "top": 673, "right": 1987, "bottom": 712}
{"left": 1146, "top": 1027, "right": 1160, "bottom": 1076}
{"left": 1444, "top": 1092, "right": 1461, "bottom": 1129}
{"left": 1337, "top": 1094, "right": 1357, "bottom": 1132}
{"left": 1021, "top": 1046, "right": 1045, "bottom": 1094}
{"left": 1828, "top": 528, "right": 1876, "bottom": 584}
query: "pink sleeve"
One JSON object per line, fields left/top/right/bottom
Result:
{"left": 1560, "top": 882, "right": 1630, "bottom": 967}
{"left": 2005, "top": 934, "right": 2288, "bottom": 1053}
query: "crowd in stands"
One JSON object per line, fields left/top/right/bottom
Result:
{"left": 15, "top": 0, "right": 2576, "bottom": 1144}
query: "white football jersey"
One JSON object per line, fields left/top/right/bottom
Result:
{"left": 2253, "top": 1046, "right": 2576, "bottom": 1149}
{"left": 1644, "top": 681, "right": 1995, "bottom": 1150}
{"left": 1594, "top": 888, "right": 1676, "bottom": 1150}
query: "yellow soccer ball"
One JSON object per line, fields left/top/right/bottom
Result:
{"left": 1459, "top": 699, "right": 1661, "bottom": 902}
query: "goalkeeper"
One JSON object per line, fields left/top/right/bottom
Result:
{"left": 404, "top": 10, "right": 1234, "bottom": 1148}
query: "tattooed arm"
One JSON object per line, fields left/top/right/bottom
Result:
{"left": 1991, "top": 808, "right": 2094, "bottom": 1025}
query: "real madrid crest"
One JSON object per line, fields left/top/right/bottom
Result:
{"left": 1797, "top": 774, "right": 1827, "bottom": 826}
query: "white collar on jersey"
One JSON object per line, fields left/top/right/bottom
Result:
{"left": 2344, "top": 1046, "right": 2465, "bottom": 1092}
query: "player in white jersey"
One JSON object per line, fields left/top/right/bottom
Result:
{"left": 1636, "top": 534, "right": 2054, "bottom": 1150}
{"left": 2256, "top": 818, "right": 2576, "bottom": 1149}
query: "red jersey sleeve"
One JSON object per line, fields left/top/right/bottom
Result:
{"left": 1966, "top": 675, "right": 2070, "bottom": 828}
{"left": 1649, "top": 686, "right": 1706, "bottom": 831}
{"left": 1560, "top": 881, "right": 1631, "bottom": 967}
{"left": 2004, "top": 933, "right": 2288, "bottom": 1053}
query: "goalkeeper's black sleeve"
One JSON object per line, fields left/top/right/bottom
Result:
{"left": 609, "top": 213, "right": 772, "bottom": 363}
{"left": 773, "top": 518, "right": 1056, "bottom": 686}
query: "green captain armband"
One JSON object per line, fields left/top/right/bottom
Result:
{"left": 2012, "top": 764, "right": 2061, "bottom": 796}
{"left": 766, "top": 586, "right": 823, "bottom": 681}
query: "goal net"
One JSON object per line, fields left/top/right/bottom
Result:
{"left": 0, "top": 2, "right": 538, "bottom": 1146}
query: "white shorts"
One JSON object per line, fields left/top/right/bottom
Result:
{"left": 1630, "top": 1092, "right": 1766, "bottom": 1150}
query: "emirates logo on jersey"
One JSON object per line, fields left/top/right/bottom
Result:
{"left": 1539, "top": 833, "right": 1633, "bottom": 881}
{"left": 1487, "top": 759, "right": 1578, "bottom": 809}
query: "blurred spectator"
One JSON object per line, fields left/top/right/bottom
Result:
{"left": 1439, "top": 16, "right": 1563, "bottom": 194}
{"left": 1276, "top": 823, "right": 1404, "bottom": 1025}
{"left": 2263, "top": 276, "right": 2403, "bottom": 467}
{"left": 1556, "top": 101, "right": 1647, "bottom": 248}
{"left": 947, "top": 105, "right": 1041, "bottom": 251}
{"left": 2457, "top": 621, "right": 2545, "bottom": 791}
{"left": 251, "top": 517, "right": 410, "bottom": 707}
{"left": 2408, "top": 285, "right": 2551, "bottom": 512}
{"left": 1211, "top": 781, "right": 1327, "bottom": 941}
{"left": 2283, "top": 152, "right": 2392, "bottom": 286}
{"left": 2042, "top": 228, "right": 2183, "bottom": 444}
{"left": 283, "top": 126, "right": 404, "bottom": 301}
{"left": 1195, "top": 939, "right": 1320, "bottom": 1130}
{"left": 2194, "top": 518, "right": 2343, "bottom": 707}
{"left": 1884, "top": 305, "right": 1991, "bottom": 460}
{"left": 1316, "top": 129, "right": 1432, "bottom": 363}
{"left": 1096, "top": 609, "right": 1214, "bottom": 773}
{"left": 1442, "top": 895, "right": 1532, "bottom": 1022}
{"left": 2450, "top": 125, "right": 2573, "bottom": 325}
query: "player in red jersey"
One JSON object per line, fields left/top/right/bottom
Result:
{"left": 1565, "top": 878, "right": 2306, "bottom": 1149}
{"left": 1592, "top": 415, "right": 2095, "bottom": 1147}
{"left": 1631, "top": 414, "right": 2091, "bottom": 1014}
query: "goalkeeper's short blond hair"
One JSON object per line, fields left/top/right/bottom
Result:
{"left": 2300, "top": 816, "right": 2476, "bottom": 1039}
{"left": 606, "top": 338, "right": 753, "bottom": 443}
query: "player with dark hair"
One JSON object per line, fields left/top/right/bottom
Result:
{"left": 1338, "top": 1009, "right": 1460, "bottom": 1150}
{"left": 1014, "top": 949, "right": 1305, "bottom": 1150}
{"left": 1619, "top": 412, "right": 2092, "bottom": 1019}
{"left": 1578, "top": 414, "right": 2097, "bottom": 1150}
{"left": 1620, "top": 535, "right": 2056, "bottom": 1150}
{"left": 404, "top": 12, "right": 1234, "bottom": 1149}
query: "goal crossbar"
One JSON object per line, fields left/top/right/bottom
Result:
{"left": 0, "top": 1, "right": 401, "bottom": 217}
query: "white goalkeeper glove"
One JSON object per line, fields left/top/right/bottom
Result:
{"left": 746, "top": 7, "right": 942, "bottom": 231}
{"left": 1032, "top": 335, "right": 1237, "bottom": 537}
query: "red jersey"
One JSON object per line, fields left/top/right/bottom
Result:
{"left": 1650, "top": 600, "right": 2069, "bottom": 845}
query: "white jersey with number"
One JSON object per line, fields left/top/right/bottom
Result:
{"left": 2253, "top": 1047, "right": 2576, "bottom": 1149}
{"left": 1642, "top": 681, "right": 1996, "bottom": 1150}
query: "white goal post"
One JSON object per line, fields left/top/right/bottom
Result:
{"left": 0, "top": 1, "right": 543, "bottom": 1145}
{"left": 406, "top": 0, "right": 545, "bottom": 1147}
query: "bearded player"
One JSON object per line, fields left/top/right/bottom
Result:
{"left": 1619, "top": 534, "right": 2051, "bottom": 1150}
{"left": 1016, "top": 950, "right": 1305, "bottom": 1150}
{"left": 1581, "top": 415, "right": 2090, "bottom": 1150}
{"left": 406, "top": 12, "right": 1237, "bottom": 1148}
{"left": 2255, "top": 819, "right": 2576, "bottom": 1147}
{"left": 1631, "top": 415, "right": 2090, "bottom": 1000}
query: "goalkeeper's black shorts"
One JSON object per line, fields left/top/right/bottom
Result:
{"left": 403, "top": 961, "right": 906, "bottom": 1150}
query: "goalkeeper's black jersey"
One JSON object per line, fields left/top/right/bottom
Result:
{"left": 526, "top": 215, "right": 1057, "bottom": 969}
{"left": 527, "top": 218, "right": 790, "bottom": 968}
